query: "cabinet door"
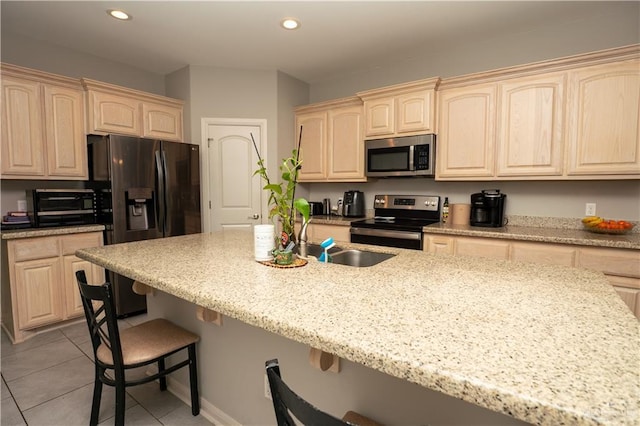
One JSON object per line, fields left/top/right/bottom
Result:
{"left": 63, "top": 255, "right": 105, "bottom": 319}
{"left": 609, "top": 275, "right": 640, "bottom": 319}
{"left": 363, "top": 97, "right": 394, "bottom": 137}
{"left": 87, "top": 91, "right": 141, "bottom": 136}
{"left": 397, "top": 90, "right": 434, "bottom": 134}
{"left": 327, "top": 105, "right": 365, "bottom": 180}
{"left": 43, "top": 84, "right": 87, "bottom": 178}
{"left": 437, "top": 84, "right": 496, "bottom": 178}
{"left": 566, "top": 59, "right": 640, "bottom": 176}
{"left": 297, "top": 111, "right": 327, "bottom": 181}
{"left": 15, "top": 257, "right": 64, "bottom": 330}
{"left": 142, "top": 102, "right": 183, "bottom": 142}
{"left": 454, "top": 237, "right": 509, "bottom": 260}
{"left": 1, "top": 76, "right": 45, "bottom": 177}
{"left": 496, "top": 73, "right": 566, "bottom": 177}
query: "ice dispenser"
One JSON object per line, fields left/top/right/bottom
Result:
{"left": 126, "top": 188, "right": 154, "bottom": 230}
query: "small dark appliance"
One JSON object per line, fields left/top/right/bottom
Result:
{"left": 350, "top": 194, "right": 440, "bottom": 250}
{"left": 27, "top": 189, "right": 96, "bottom": 228}
{"left": 342, "top": 190, "right": 365, "bottom": 217}
{"left": 308, "top": 202, "right": 324, "bottom": 216}
{"left": 470, "top": 189, "right": 506, "bottom": 227}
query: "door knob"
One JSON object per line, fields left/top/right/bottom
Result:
{"left": 248, "top": 213, "right": 260, "bottom": 219}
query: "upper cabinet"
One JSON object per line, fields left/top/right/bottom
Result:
{"left": 436, "top": 45, "right": 639, "bottom": 181}
{"left": 295, "top": 97, "right": 365, "bottom": 182}
{"left": 357, "top": 78, "right": 440, "bottom": 139}
{"left": 566, "top": 59, "right": 640, "bottom": 176}
{"left": 82, "top": 79, "right": 184, "bottom": 142}
{"left": 1, "top": 64, "right": 87, "bottom": 180}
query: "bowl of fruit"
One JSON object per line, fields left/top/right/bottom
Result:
{"left": 582, "top": 216, "right": 635, "bottom": 235}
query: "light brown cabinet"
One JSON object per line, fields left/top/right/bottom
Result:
{"left": 496, "top": 73, "right": 566, "bottom": 177}
{"left": 566, "top": 58, "right": 640, "bottom": 176}
{"left": 295, "top": 97, "right": 365, "bottom": 182}
{"left": 83, "top": 78, "right": 184, "bottom": 142}
{"left": 357, "top": 78, "right": 439, "bottom": 139}
{"left": 1, "top": 232, "right": 105, "bottom": 343}
{"left": 424, "top": 232, "right": 640, "bottom": 318}
{"left": 436, "top": 45, "right": 639, "bottom": 181}
{"left": 1, "top": 64, "right": 87, "bottom": 180}
{"left": 437, "top": 83, "right": 497, "bottom": 178}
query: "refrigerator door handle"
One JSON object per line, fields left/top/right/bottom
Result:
{"left": 161, "top": 149, "right": 170, "bottom": 236}
{"left": 155, "top": 150, "right": 166, "bottom": 235}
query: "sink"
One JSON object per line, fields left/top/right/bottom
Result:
{"left": 329, "top": 249, "right": 395, "bottom": 267}
{"left": 296, "top": 243, "right": 342, "bottom": 258}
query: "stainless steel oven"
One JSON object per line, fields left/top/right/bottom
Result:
{"left": 350, "top": 194, "right": 440, "bottom": 250}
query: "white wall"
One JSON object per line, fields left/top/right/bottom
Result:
{"left": 309, "top": 2, "right": 640, "bottom": 101}
{"left": 0, "top": 32, "right": 166, "bottom": 95}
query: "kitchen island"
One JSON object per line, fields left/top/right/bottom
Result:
{"left": 76, "top": 230, "right": 639, "bottom": 425}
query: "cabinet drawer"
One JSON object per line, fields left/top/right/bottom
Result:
{"left": 454, "top": 237, "right": 509, "bottom": 260}
{"left": 578, "top": 248, "right": 640, "bottom": 278}
{"left": 61, "top": 232, "right": 103, "bottom": 255}
{"left": 510, "top": 242, "right": 576, "bottom": 266}
{"left": 10, "top": 237, "right": 59, "bottom": 261}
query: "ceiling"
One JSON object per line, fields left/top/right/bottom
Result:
{"left": 1, "top": 1, "right": 635, "bottom": 84}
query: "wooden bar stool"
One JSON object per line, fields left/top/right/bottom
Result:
{"left": 76, "top": 270, "right": 200, "bottom": 426}
{"left": 265, "top": 358, "right": 383, "bottom": 426}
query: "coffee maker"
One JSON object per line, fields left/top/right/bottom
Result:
{"left": 470, "top": 189, "right": 506, "bottom": 227}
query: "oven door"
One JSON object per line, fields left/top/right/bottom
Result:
{"left": 350, "top": 226, "right": 423, "bottom": 250}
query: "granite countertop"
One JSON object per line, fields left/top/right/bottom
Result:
{"left": 76, "top": 231, "right": 640, "bottom": 426}
{"left": 1, "top": 224, "right": 106, "bottom": 240}
{"left": 307, "top": 215, "right": 640, "bottom": 250}
{"left": 423, "top": 223, "right": 640, "bottom": 250}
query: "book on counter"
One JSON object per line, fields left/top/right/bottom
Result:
{"left": 2, "top": 211, "right": 30, "bottom": 224}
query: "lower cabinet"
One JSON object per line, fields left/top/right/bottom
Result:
{"left": 295, "top": 222, "right": 351, "bottom": 244}
{"left": 2, "top": 231, "right": 105, "bottom": 343}
{"left": 424, "top": 234, "right": 640, "bottom": 318}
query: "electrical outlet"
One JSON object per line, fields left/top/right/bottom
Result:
{"left": 264, "top": 374, "right": 272, "bottom": 400}
{"left": 585, "top": 203, "right": 596, "bottom": 216}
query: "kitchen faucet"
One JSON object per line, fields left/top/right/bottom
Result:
{"left": 298, "top": 217, "right": 311, "bottom": 258}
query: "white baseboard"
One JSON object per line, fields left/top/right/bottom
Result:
{"left": 166, "top": 376, "right": 241, "bottom": 425}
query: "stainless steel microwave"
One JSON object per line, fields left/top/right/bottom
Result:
{"left": 365, "top": 134, "right": 436, "bottom": 177}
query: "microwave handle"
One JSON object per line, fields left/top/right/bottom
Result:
{"left": 408, "top": 145, "right": 415, "bottom": 171}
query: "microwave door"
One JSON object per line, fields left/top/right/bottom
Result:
{"left": 367, "top": 145, "right": 411, "bottom": 176}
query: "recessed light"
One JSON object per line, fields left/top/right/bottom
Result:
{"left": 108, "top": 10, "right": 132, "bottom": 21}
{"left": 281, "top": 18, "right": 300, "bottom": 30}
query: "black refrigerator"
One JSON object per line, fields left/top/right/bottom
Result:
{"left": 87, "top": 134, "right": 201, "bottom": 317}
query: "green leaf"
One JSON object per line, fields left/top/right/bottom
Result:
{"left": 294, "top": 198, "right": 310, "bottom": 223}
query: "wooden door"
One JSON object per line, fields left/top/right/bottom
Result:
{"left": 363, "top": 97, "right": 394, "bottom": 137}
{"left": 1, "top": 76, "right": 45, "bottom": 177}
{"left": 327, "top": 105, "right": 365, "bottom": 180}
{"left": 437, "top": 84, "right": 497, "bottom": 179}
{"left": 566, "top": 59, "right": 640, "bottom": 176}
{"left": 142, "top": 101, "right": 183, "bottom": 142}
{"left": 43, "top": 84, "right": 87, "bottom": 178}
{"left": 397, "top": 90, "right": 434, "bottom": 134}
{"left": 296, "top": 111, "right": 327, "bottom": 181}
{"left": 87, "top": 91, "right": 141, "bottom": 136}
{"left": 496, "top": 73, "right": 566, "bottom": 177}
{"left": 15, "top": 258, "right": 63, "bottom": 330}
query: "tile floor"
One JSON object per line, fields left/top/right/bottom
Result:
{"left": 1, "top": 314, "right": 214, "bottom": 426}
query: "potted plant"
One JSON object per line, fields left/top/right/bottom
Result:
{"left": 252, "top": 133, "right": 310, "bottom": 256}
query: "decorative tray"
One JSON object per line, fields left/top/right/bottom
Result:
{"left": 258, "top": 258, "right": 308, "bottom": 268}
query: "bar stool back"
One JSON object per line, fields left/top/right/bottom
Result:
{"left": 265, "top": 358, "right": 382, "bottom": 426}
{"left": 76, "top": 270, "right": 200, "bottom": 426}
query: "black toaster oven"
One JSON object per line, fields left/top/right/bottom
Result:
{"left": 27, "top": 189, "right": 96, "bottom": 228}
